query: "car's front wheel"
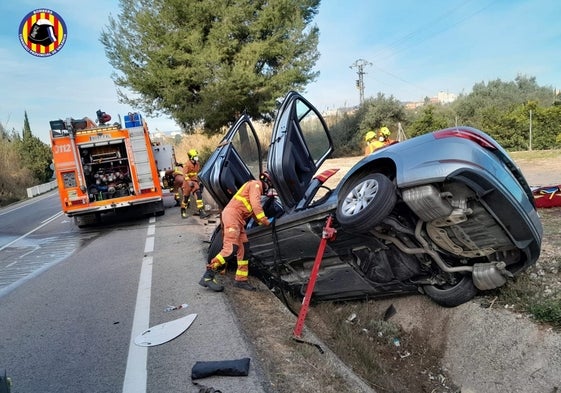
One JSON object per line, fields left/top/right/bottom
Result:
{"left": 336, "top": 173, "right": 396, "bottom": 231}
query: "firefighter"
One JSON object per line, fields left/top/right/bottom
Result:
{"left": 199, "top": 172, "right": 275, "bottom": 292}
{"left": 180, "top": 149, "right": 209, "bottom": 219}
{"left": 364, "top": 126, "right": 394, "bottom": 155}
{"left": 364, "top": 130, "right": 376, "bottom": 155}
{"left": 164, "top": 163, "right": 184, "bottom": 206}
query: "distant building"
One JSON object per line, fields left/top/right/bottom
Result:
{"left": 404, "top": 90, "right": 458, "bottom": 109}
{"left": 436, "top": 91, "right": 457, "bottom": 104}
{"left": 404, "top": 101, "right": 424, "bottom": 110}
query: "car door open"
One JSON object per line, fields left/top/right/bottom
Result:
{"left": 267, "top": 91, "right": 333, "bottom": 211}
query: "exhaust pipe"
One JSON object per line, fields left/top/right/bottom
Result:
{"left": 374, "top": 220, "right": 513, "bottom": 290}
{"left": 472, "top": 262, "right": 513, "bottom": 290}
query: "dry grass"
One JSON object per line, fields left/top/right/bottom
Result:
{"left": 494, "top": 207, "right": 561, "bottom": 328}
{"left": 170, "top": 122, "right": 273, "bottom": 164}
{"left": 510, "top": 149, "right": 561, "bottom": 162}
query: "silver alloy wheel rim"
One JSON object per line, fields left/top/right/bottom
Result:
{"left": 341, "top": 178, "right": 379, "bottom": 217}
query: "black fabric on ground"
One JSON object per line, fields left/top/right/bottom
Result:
{"left": 191, "top": 357, "right": 251, "bottom": 380}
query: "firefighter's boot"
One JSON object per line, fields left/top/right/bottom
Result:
{"left": 181, "top": 207, "right": 187, "bottom": 218}
{"left": 234, "top": 280, "right": 256, "bottom": 291}
{"left": 195, "top": 198, "right": 207, "bottom": 217}
{"left": 199, "top": 208, "right": 210, "bottom": 219}
{"left": 199, "top": 270, "right": 224, "bottom": 292}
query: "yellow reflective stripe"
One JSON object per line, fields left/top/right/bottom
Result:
{"left": 236, "top": 260, "right": 249, "bottom": 277}
{"left": 233, "top": 183, "right": 252, "bottom": 212}
{"left": 255, "top": 212, "right": 265, "bottom": 220}
{"left": 216, "top": 254, "right": 226, "bottom": 264}
{"left": 187, "top": 172, "right": 197, "bottom": 177}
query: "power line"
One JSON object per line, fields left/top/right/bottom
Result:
{"left": 364, "top": 0, "right": 499, "bottom": 96}
{"left": 373, "top": 0, "right": 497, "bottom": 63}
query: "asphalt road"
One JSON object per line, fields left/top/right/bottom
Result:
{"left": 3, "top": 157, "right": 561, "bottom": 393}
{"left": 0, "top": 192, "right": 267, "bottom": 393}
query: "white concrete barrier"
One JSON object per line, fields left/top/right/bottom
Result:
{"left": 27, "top": 180, "right": 58, "bottom": 198}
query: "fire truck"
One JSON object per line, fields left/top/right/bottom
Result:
{"left": 49, "top": 110, "right": 170, "bottom": 227}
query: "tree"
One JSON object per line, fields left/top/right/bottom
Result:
{"left": 328, "top": 106, "right": 367, "bottom": 157}
{"left": 407, "top": 105, "right": 450, "bottom": 137}
{"left": 452, "top": 75, "right": 556, "bottom": 129}
{"left": 0, "top": 120, "right": 35, "bottom": 206}
{"left": 359, "top": 93, "right": 406, "bottom": 137}
{"left": 100, "top": 0, "right": 320, "bottom": 133}
{"left": 22, "top": 111, "right": 32, "bottom": 140}
{"left": 15, "top": 112, "right": 53, "bottom": 183}
{"left": 360, "top": 93, "right": 406, "bottom": 130}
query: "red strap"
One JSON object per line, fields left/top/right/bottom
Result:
{"left": 314, "top": 168, "right": 340, "bottom": 183}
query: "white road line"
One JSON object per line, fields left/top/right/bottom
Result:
{"left": 0, "top": 211, "right": 63, "bottom": 252}
{"left": 122, "top": 220, "right": 156, "bottom": 393}
{"left": 144, "top": 236, "right": 155, "bottom": 254}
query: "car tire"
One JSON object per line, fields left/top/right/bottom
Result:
{"left": 206, "top": 226, "right": 237, "bottom": 271}
{"left": 336, "top": 173, "right": 396, "bottom": 231}
{"left": 422, "top": 275, "right": 478, "bottom": 307}
{"left": 207, "top": 226, "right": 223, "bottom": 264}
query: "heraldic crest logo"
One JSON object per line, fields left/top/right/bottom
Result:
{"left": 18, "top": 8, "right": 67, "bottom": 57}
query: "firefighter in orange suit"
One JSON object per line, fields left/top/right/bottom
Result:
{"left": 199, "top": 172, "right": 274, "bottom": 292}
{"left": 180, "top": 149, "right": 208, "bottom": 218}
{"left": 164, "top": 163, "right": 184, "bottom": 206}
{"left": 364, "top": 126, "right": 394, "bottom": 155}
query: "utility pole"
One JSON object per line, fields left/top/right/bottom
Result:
{"left": 397, "top": 122, "right": 407, "bottom": 142}
{"left": 529, "top": 109, "right": 533, "bottom": 151}
{"left": 350, "top": 59, "right": 372, "bottom": 106}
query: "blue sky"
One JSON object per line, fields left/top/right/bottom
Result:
{"left": 1, "top": 0, "right": 560, "bottom": 144}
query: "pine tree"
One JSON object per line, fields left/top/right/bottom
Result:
{"left": 16, "top": 111, "right": 53, "bottom": 183}
{"left": 100, "top": 0, "right": 320, "bottom": 133}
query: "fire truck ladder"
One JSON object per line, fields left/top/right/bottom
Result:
{"left": 129, "top": 126, "right": 155, "bottom": 191}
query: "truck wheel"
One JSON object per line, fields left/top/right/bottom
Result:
{"left": 155, "top": 200, "right": 165, "bottom": 216}
{"left": 74, "top": 213, "right": 99, "bottom": 228}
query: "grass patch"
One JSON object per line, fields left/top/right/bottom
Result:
{"left": 528, "top": 300, "right": 561, "bottom": 324}
{"left": 509, "top": 149, "right": 561, "bottom": 161}
{"left": 497, "top": 274, "right": 561, "bottom": 328}
{"left": 492, "top": 206, "right": 561, "bottom": 329}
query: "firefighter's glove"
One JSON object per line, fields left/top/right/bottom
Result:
{"left": 208, "top": 257, "right": 226, "bottom": 272}
{"left": 216, "top": 261, "right": 227, "bottom": 274}
{"left": 261, "top": 218, "right": 271, "bottom": 226}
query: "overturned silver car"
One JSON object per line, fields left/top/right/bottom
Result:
{"left": 199, "top": 91, "right": 543, "bottom": 307}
